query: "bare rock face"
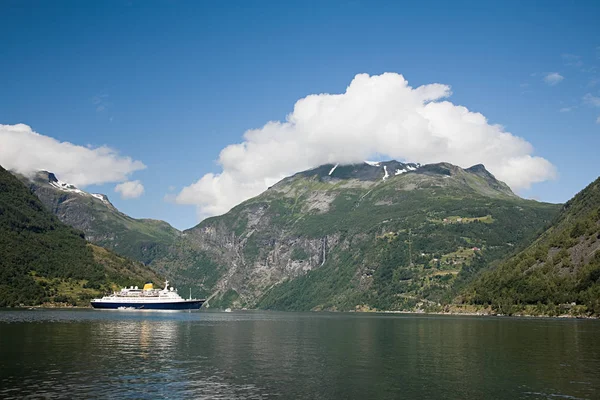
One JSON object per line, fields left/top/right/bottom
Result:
{"left": 155, "top": 198, "right": 342, "bottom": 307}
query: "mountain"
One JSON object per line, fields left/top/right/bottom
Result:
{"left": 0, "top": 165, "right": 162, "bottom": 307}
{"left": 16, "top": 171, "right": 180, "bottom": 264}
{"left": 463, "top": 176, "right": 600, "bottom": 316}
{"left": 151, "top": 161, "right": 561, "bottom": 311}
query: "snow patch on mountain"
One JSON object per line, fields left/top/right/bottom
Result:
{"left": 50, "top": 179, "right": 86, "bottom": 195}
{"left": 47, "top": 173, "right": 111, "bottom": 205}
{"left": 328, "top": 164, "right": 339, "bottom": 176}
{"left": 91, "top": 193, "right": 111, "bottom": 205}
{"left": 364, "top": 161, "right": 381, "bottom": 167}
{"left": 383, "top": 165, "right": 389, "bottom": 180}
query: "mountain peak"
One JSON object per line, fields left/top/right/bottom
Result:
{"left": 466, "top": 163, "right": 494, "bottom": 178}
{"left": 287, "top": 160, "right": 421, "bottom": 183}
{"left": 274, "top": 160, "right": 517, "bottom": 199}
{"left": 39, "top": 171, "right": 59, "bottom": 183}
{"left": 25, "top": 170, "right": 114, "bottom": 206}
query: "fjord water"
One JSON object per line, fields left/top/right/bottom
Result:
{"left": 1, "top": 311, "right": 599, "bottom": 399}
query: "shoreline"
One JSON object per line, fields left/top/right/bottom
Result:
{"left": 376, "top": 310, "right": 598, "bottom": 320}
{"left": 6, "top": 304, "right": 598, "bottom": 320}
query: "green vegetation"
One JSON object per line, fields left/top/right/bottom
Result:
{"left": 463, "top": 177, "right": 600, "bottom": 316}
{"left": 209, "top": 289, "right": 242, "bottom": 309}
{"left": 150, "top": 240, "right": 223, "bottom": 298}
{"left": 0, "top": 165, "right": 162, "bottom": 307}
{"left": 152, "top": 163, "right": 563, "bottom": 311}
{"left": 20, "top": 160, "right": 575, "bottom": 314}
{"left": 258, "top": 247, "right": 360, "bottom": 311}
{"left": 248, "top": 167, "right": 560, "bottom": 311}
{"left": 88, "top": 216, "right": 180, "bottom": 264}
{"left": 291, "top": 246, "right": 309, "bottom": 261}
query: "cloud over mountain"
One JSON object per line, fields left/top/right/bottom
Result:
{"left": 0, "top": 123, "right": 145, "bottom": 187}
{"left": 176, "top": 73, "right": 556, "bottom": 220}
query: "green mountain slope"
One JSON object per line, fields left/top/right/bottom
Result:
{"left": 0, "top": 165, "right": 162, "bottom": 307}
{"left": 463, "top": 176, "right": 600, "bottom": 316}
{"left": 151, "top": 161, "right": 560, "bottom": 311}
{"left": 17, "top": 171, "right": 180, "bottom": 264}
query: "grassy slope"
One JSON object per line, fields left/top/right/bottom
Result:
{"left": 82, "top": 205, "right": 181, "bottom": 264}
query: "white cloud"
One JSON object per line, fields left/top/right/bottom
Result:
{"left": 583, "top": 93, "right": 600, "bottom": 107}
{"left": 559, "top": 107, "right": 574, "bottom": 113}
{"left": 596, "top": 116, "right": 600, "bottom": 124}
{"left": 0, "top": 123, "right": 145, "bottom": 186}
{"left": 176, "top": 73, "right": 557, "bottom": 220}
{"left": 115, "top": 180, "right": 145, "bottom": 199}
{"left": 543, "top": 72, "right": 564, "bottom": 86}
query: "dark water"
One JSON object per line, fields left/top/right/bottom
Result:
{"left": 1, "top": 310, "right": 599, "bottom": 399}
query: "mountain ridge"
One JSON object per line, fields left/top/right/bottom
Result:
{"left": 15, "top": 170, "right": 181, "bottom": 264}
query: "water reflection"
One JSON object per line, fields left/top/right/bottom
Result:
{"left": 0, "top": 311, "right": 599, "bottom": 399}
{"left": 93, "top": 319, "right": 178, "bottom": 359}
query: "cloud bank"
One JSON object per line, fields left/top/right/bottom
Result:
{"left": 0, "top": 123, "right": 145, "bottom": 187}
{"left": 115, "top": 180, "right": 145, "bottom": 199}
{"left": 176, "top": 73, "right": 556, "bottom": 220}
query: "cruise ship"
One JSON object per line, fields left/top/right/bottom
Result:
{"left": 91, "top": 281, "right": 204, "bottom": 310}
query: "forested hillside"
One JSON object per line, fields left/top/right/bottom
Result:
{"left": 464, "top": 176, "right": 600, "bottom": 316}
{"left": 0, "top": 165, "right": 161, "bottom": 307}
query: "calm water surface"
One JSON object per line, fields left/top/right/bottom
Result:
{"left": 0, "top": 310, "right": 599, "bottom": 399}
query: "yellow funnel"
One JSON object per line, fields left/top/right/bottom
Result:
{"left": 143, "top": 282, "right": 154, "bottom": 291}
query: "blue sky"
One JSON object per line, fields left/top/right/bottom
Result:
{"left": 1, "top": 0, "right": 599, "bottom": 230}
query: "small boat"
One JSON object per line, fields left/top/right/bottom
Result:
{"left": 91, "top": 280, "right": 205, "bottom": 310}
{"left": 224, "top": 308, "right": 232, "bottom": 312}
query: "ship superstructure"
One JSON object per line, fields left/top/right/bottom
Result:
{"left": 91, "top": 281, "right": 204, "bottom": 310}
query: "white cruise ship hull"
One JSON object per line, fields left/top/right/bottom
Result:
{"left": 91, "top": 299, "right": 204, "bottom": 310}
